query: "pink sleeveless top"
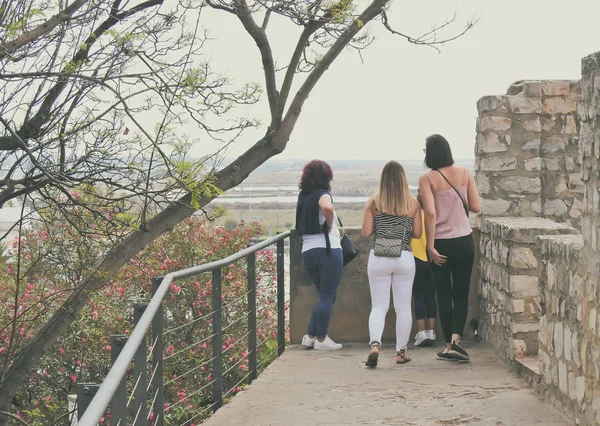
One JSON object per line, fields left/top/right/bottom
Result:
{"left": 433, "top": 186, "right": 471, "bottom": 239}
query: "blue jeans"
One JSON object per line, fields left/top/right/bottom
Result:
{"left": 302, "top": 248, "right": 343, "bottom": 339}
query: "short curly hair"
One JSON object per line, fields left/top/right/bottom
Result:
{"left": 298, "top": 160, "right": 332, "bottom": 192}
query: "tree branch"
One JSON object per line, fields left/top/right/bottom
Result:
{"left": 270, "top": 4, "right": 340, "bottom": 129}
{"left": 273, "top": 0, "right": 391, "bottom": 151}
{"left": 0, "top": 0, "right": 164, "bottom": 152}
{"left": 232, "top": 0, "right": 278, "bottom": 116}
{"left": 0, "top": 0, "right": 90, "bottom": 61}
{"left": 381, "top": 10, "right": 478, "bottom": 53}
{"left": 0, "top": 133, "right": 280, "bottom": 411}
{"left": 205, "top": 0, "right": 235, "bottom": 14}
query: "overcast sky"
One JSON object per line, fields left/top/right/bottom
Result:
{"left": 194, "top": 0, "right": 600, "bottom": 163}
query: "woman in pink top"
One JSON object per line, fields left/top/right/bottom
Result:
{"left": 418, "top": 134, "right": 481, "bottom": 362}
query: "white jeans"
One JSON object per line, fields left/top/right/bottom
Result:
{"left": 367, "top": 249, "right": 416, "bottom": 351}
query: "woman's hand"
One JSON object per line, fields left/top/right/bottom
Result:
{"left": 427, "top": 247, "right": 447, "bottom": 266}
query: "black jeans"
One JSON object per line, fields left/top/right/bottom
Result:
{"left": 429, "top": 234, "right": 474, "bottom": 343}
{"left": 412, "top": 258, "right": 437, "bottom": 320}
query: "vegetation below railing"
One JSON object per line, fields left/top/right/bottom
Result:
{"left": 0, "top": 216, "right": 285, "bottom": 425}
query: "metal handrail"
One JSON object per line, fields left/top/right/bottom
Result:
{"left": 78, "top": 230, "right": 291, "bottom": 426}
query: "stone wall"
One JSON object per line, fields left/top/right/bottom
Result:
{"left": 477, "top": 52, "right": 600, "bottom": 425}
{"left": 479, "top": 217, "right": 578, "bottom": 361}
{"left": 289, "top": 228, "right": 481, "bottom": 344}
{"left": 476, "top": 80, "right": 584, "bottom": 228}
{"left": 535, "top": 234, "right": 597, "bottom": 424}
{"left": 527, "top": 49, "right": 600, "bottom": 426}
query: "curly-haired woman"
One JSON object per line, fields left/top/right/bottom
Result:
{"left": 295, "top": 160, "right": 343, "bottom": 351}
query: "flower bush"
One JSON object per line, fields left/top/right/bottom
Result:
{"left": 1, "top": 214, "right": 283, "bottom": 425}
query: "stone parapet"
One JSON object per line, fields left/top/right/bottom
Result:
{"left": 289, "top": 228, "right": 481, "bottom": 344}
{"left": 535, "top": 234, "right": 600, "bottom": 425}
{"left": 479, "top": 217, "right": 578, "bottom": 361}
{"left": 476, "top": 80, "right": 584, "bottom": 228}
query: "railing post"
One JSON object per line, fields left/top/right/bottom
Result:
{"left": 110, "top": 335, "right": 128, "bottom": 426}
{"left": 246, "top": 251, "right": 257, "bottom": 383}
{"left": 276, "top": 237, "right": 285, "bottom": 356}
{"left": 151, "top": 277, "right": 165, "bottom": 426}
{"left": 211, "top": 268, "right": 223, "bottom": 411}
{"left": 133, "top": 303, "right": 149, "bottom": 425}
{"left": 77, "top": 383, "right": 100, "bottom": 421}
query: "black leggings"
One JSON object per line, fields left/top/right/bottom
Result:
{"left": 430, "top": 234, "right": 474, "bottom": 343}
{"left": 412, "top": 258, "right": 437, "bottom": 320}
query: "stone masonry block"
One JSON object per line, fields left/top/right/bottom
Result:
{"left": 563, "top": 115, "right": 578, "bottom": 134}
{"left": 522, "top": 139, "right": 541, "bottom": 151}
{"left": 542, "top": 81, "right": 571, "bottom": 96}
{"left": 480, "top": 116, "right": 512, "bottom": 131}
{"left": 511, "top": 322, "right": 540, "bottom": 333}
{"left": 523, "top": 118, "right": 542, "bottom": 132}
{"left": 509, "top": 338, "right": 527, "bottom": 359}
{"left": 510, "top": 275, "right": 539, "bottom": 297}
{"left": 558, "top": 359, "right": 568, "bottom": 395}
{"left": 477, "top": 95, "right": 507, "bottom": 113}
{"left": 509, "top": 247, "right": 538, "bottom": 269}
{"left": 544, "top": 199, "right": 569, "bottom": 216}
{"left": 508, "top": 95, "right": 542, "bottom": 114}
{"left": 543, "top": 97, "right": 577, "bottom": 114}
{"left": 541, "top": 136, "right": 568, "bottom": 153}
{"left": 479, "top": 156, "right": 517, "bottom": 171}
{"left": 478, "top": 132, "right": 508, "bottom": 153}
{"left": 564, "top": 326, "right": 572, "bottom": 361}
{"left": 482, "top": 217, "right": 578, "bottom": 244}
{"left": 524, "top": 157, "right": 541, "bottom": 171}
{"left": 497, "top": 177, "right": 541, "bottom": 194}
{"left": 554, "top": 322, "right": 564, "bottom": 358}
{"left": 510, "top": 299, "right": 526, "bottom": 313}
{"left": 481, "top": 198, "right": 511, "bottom": 215}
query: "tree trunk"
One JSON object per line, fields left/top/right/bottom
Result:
{"left": 0, "top": 135, "right": 279, "bottom": 411}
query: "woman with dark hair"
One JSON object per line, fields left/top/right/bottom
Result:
{"left": 295, "top": 160, "right": 343, "bottom": 351}
{"left": 362, "top": 161, "right": 421, "bottom": 367}
{"left": 418, "top": 134, "right": 481, "bottom": 362}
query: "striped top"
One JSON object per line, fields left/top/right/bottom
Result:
{"left": 370, "top": 213, "right": 413, "bottom": 252}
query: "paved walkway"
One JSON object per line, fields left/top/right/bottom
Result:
{"left": 204, "top": 343, "right": 571, "bottom": 426}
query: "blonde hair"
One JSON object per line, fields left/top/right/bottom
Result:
{"left": 373, "top": 161, "right": 415, "bottom": 215}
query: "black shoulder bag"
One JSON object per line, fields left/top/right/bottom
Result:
{"left": 434, "top": 169, "right": 469, "bottom": 217}
{"left": 337, "top": 216, "right": 359, "bottom": 266}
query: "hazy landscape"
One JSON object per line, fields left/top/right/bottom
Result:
{"left": 210, "top": 158, "right": 475, "bottom": 232}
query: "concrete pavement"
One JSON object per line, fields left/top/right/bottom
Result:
{"left": 204, "top": 343, "right": 571, "bottom": 425}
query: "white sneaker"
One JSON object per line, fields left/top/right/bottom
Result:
{"left": 414, "top": 330, "right": 430, "bottom": 347}
{"left": 301, "top": 334, "right": 316, "bottom": 348}
{"left": 427, "top": 330, "right": 436, "bottom": 342}
{"left": 313, "top": 336, "right": 342, "bottom": 351}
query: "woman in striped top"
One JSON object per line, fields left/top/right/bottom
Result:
{"left": 361, "top": 161, "right": 422, "bottom": 367}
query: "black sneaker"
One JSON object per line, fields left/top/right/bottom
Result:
{"left": 448, "top": 342, "right": 470, "bottom": 361}
{"left": 436, "top": 350, "right": 459, "bottom": 361}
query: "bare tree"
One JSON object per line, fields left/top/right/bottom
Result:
{"left": 0, "top": 0, "right": 476, "bottom": 412}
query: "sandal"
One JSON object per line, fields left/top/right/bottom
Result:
{"left": 396, "top": 349, "right": 411, "bottom": 364}
{"left": 365, "top": 342, "right": 380, "bottom": 367}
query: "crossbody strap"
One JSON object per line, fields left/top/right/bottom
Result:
{"left": 434, "top": 169, "right": 469, "bottom": 216}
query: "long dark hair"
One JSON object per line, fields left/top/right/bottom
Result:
{"left": 298, "top": 160, "right": 333, "bottom": 192}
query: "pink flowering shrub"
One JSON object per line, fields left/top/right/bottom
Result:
{"left": 0, "top": 215, "right": 284, "bottom": 425}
